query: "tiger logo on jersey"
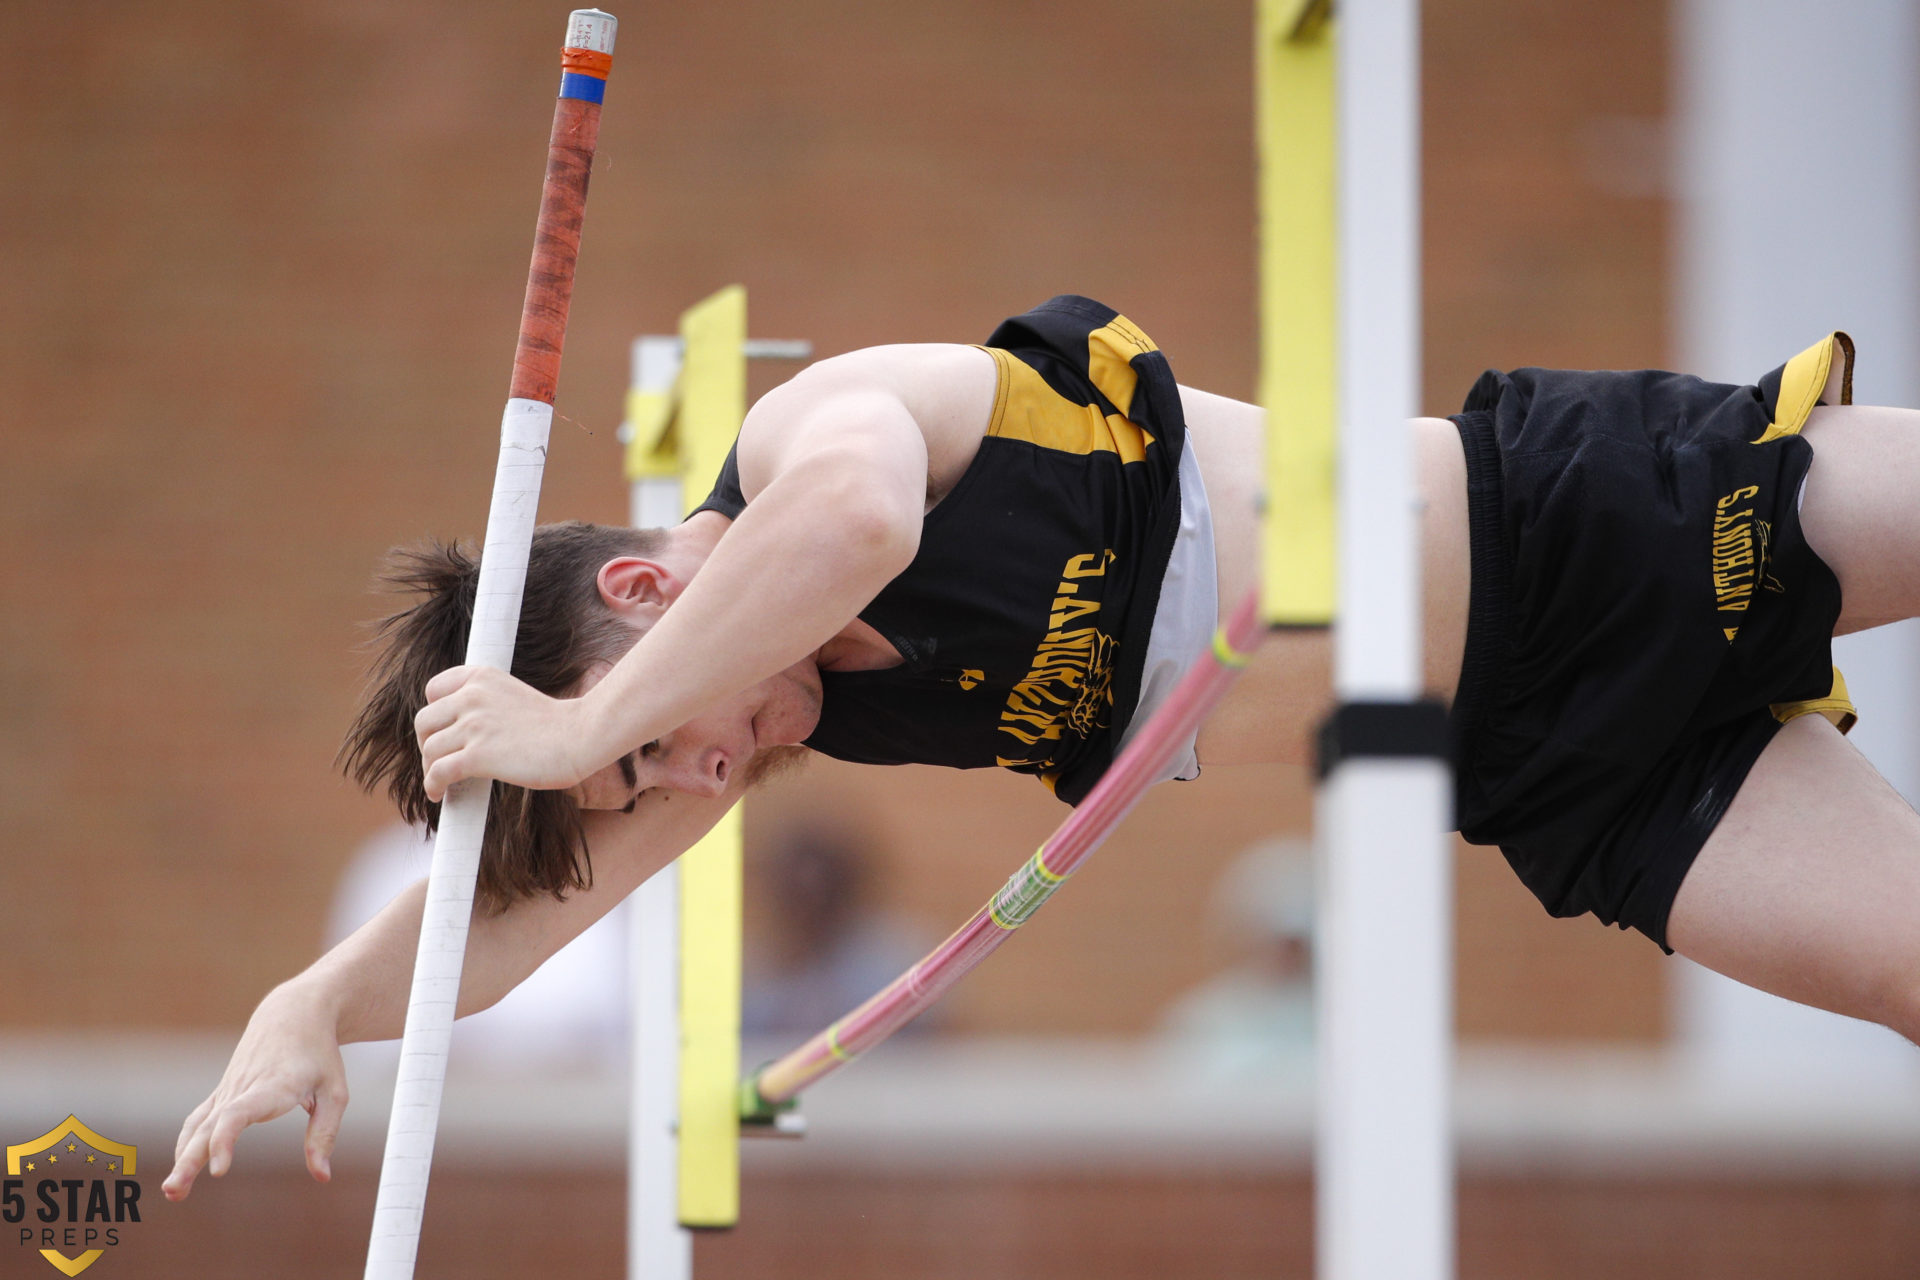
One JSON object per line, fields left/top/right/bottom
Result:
{"left": 995, "top": 550, "right": 1120, "bottom": 766}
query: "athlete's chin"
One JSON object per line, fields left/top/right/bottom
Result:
{"left": 786, "top": 664, "right": 825, "bottom": 724}
{"left": 756, "top": 682, "right": 823, "bottom": 750}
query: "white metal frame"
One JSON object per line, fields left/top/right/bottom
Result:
{"left": 1317, "top": 2, "right": 1454, "bottom": 1279}
{"left": 620, "top": 331, "right": 809, "bottom": 1280}
{"left": 625, "top": 336, "right": 696, "bottom": 1280}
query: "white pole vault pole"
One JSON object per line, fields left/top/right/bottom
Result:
{"left": 1317, "top": 1, "right": 1453, "bottom": 1278}
{"left": 364, "top": 12, "right": 618, "bottom": 1279}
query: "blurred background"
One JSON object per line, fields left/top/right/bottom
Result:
{"left": 4, "top": 0, "right": 1919, "bottom": 1276}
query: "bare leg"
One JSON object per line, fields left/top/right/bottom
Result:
{"left": 1665, "top": 714, "right": 1920, "bottom": 1037}
{"left": 1667, "top": 403, "right": 1920, "bottom": 1038}
{"left": 1799, "top": 404, "right": 1920, "bottom": 634}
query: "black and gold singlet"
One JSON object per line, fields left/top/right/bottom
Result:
{"left": 691, "top": 295, "right": 1188, "bottom": 804}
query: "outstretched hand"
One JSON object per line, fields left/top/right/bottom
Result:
{"left": 415, "top": 665, "right": 598, "bottom": 802}
{"left": 164, "top": 982, "right": 349, "bottom": 1201}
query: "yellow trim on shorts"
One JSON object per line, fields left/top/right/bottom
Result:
{"left": 1751, "top": 335, "right": 1859, "bottom": 735}
{"left": 1772, "top": 665, "right": 1857, "bottom": 734}
{"left": 1753, "top": 332, "right": 1855, "bottom": 443}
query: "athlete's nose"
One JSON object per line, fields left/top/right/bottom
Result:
{"left": 658, "top": 742, "right": 730, "bottom": 799}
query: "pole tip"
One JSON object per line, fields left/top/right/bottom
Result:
{"left": 566, "top": 9, "right": 617, "bottom": 54}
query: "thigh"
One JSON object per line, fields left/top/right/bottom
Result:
{"left": 1414, "top": 416, "right": 1471, "bottom": 703}
{"left": 1800, "top": 404, "right": 1920, "bottom": 634}
{"left": 1665, "top": 712, "right": 1920, "bottom": 1027}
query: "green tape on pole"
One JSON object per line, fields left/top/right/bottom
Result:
{"left": 988, "top": 848, "right": 1069, "bottom": 930}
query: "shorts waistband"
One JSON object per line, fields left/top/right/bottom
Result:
{"left": 1449, "top": 409, "right": 1511, "bottom": 754}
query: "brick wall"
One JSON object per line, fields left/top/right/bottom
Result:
{"left": 0, "top": 0, "right": 1667, "bottom": 1038}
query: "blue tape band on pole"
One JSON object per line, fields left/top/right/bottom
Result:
{"left": 559, "top": 72, "right": 607, "bottom": 103}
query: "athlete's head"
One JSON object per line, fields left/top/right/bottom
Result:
{"left": 339, "top": 521, "right": 670, "bottom": 913}
{"left": 340, "top": 520, "right": 821, "bottom": 913}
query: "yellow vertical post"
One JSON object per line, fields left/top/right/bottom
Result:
{"left": 1258, "top": 0, "right": 1337, "bottom": 627}
{"left": 672, "top": 285, "right": 748, "bottom": 1229}
{"left": 621, "top": 356, "right": 680, "bottom": 487}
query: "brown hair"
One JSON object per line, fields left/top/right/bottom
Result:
{"left": 339, "top": 520, "right": 669, "bottom": 914}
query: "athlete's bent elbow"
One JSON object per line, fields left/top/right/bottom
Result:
{"left": 845, "top": 499, "right": 920, "bottom": 574}
{"left": 813, "top": 463, "right": 921, "bottom": 572}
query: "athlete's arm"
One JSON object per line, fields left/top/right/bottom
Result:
{"left": 163, "top": 789, "right": 732, "bottom": 1200}
{"left": 416, "top": 359, "right": 928, "bottom": 801}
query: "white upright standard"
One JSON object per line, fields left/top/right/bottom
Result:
{"left": 620, "top": 328, "right": 813, "bottom": 1280}
{"left": 625, "top": 334, "right": 696, "bottom": 1280}
{"left": 1316, "top": 2, "right": 1454, "bottom": 1279}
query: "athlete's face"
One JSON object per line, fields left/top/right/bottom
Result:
{"left": 567, "top": 661, "right": 822, "bottom": 810}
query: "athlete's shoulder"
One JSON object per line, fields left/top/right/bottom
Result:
{"left": 744, "top": 344, "right": 996, "bottom": 500}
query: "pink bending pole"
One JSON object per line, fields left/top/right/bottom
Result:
{"left": 363, "top": 12, "right": 615, "bottom": 1280}
{"left": 749, "top": 587, "right": 1263, "bottom": 1109}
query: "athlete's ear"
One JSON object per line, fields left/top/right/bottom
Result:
{"left": 597, "top": 556, "right": 682, "bottom": 616}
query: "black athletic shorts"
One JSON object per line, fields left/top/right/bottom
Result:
{"left": 1448, "top": 333, "right": 1858, "bottom": 949}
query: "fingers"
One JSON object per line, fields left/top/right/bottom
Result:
{"left": 417, "top": 684, "right": 477, "bottom": 802}
{"left": 303, "top": 1082, "right": 350, "bottom": 1183}
{"left": 167, "top": 981, "right": 351, "bottom": 1203}
{"left": 163, "top": 1147, "right": 203, "bottom": 1200}
{"left": 164, "top": 1082, "right": 303, "bottom": 1201}
{"left": 413, "top": 696, "right": 458, "bottom": 744}
{"left": 163, "top": 1114, "right": 213, "bottom": 1202}
{"left": 204, "top": 1111, "right": 245, "bottom": 1180}
{"left": 423, "top": 665, "right": 474, "bottom": 702}
{"left": 416, "top": 671, "right": 485, "bottom": 801}
{"left": 422, "top": 747, "right": 469, "bottom": 804}
{"left": 175, "top": 1095, "right": 213, "bottom": 1165}
{"left": 206, "top": 1085, "right": 297, "bottom": 1180}
{"left": 412, "top": 665, "right": 584, "bottom": 797}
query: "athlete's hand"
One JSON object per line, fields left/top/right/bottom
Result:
{"left": 164, "top": 981, "right": 349, "bottom": 1201}
{"left": 415, "top": 665, "right": 597, "bottom": 802}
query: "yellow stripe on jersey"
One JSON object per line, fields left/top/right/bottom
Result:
{"left": 981, "top": 345, "right": 1158, "bottom": 463}
{"left": 1084, "top": 314, "right": 1158, "bottom": 417}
